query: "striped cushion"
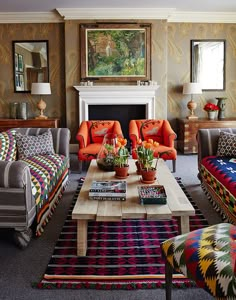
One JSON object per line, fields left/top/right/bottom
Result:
{"left": 0, "top": 130, "right": 17, "bottom": 161}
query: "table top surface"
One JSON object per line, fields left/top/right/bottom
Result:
{"left": 72, "top": 159, "right": 195, "bottom": 222}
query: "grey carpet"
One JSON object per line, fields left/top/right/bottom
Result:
{"left": 0, "top": 153, "right": 219, "bottom": 300}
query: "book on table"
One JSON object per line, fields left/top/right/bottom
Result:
{"left": 138, "top": 185, "right": 167, "bottom": 205}
{"left": 89, "top": 180, "right": 127, "bottom": 201}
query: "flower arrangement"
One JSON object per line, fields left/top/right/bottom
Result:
{"left": 203, "top": 102, "right": 219, "bottom": 112}
{"left": 136, "top": 139, "right": 159, "bottom": 171}
{"left": 114, "top": 137, "right": 129, "bottom": 168}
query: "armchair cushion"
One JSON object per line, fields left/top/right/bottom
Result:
{"left": 0, "top": 130, "right": 17, "bottom": 161}
{"left": 16, "top": 130, "right": 55, "bottom": 159}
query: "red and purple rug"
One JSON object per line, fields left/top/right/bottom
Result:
{"left": 35, "top": 178, "right": 208, "bottom": 290}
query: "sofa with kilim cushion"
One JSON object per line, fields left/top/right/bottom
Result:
{"left": 197, "top": 128, "right": 236, "bottom": 224}
{"left": 0, "top": 128, "right": 70, "bottom": 248}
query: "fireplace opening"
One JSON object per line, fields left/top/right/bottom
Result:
{"left": 89, "top": 104, "right": 146, "bottom": 148}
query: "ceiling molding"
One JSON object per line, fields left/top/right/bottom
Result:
{"left": 168, "top": 11, "right": 236, "bottom": 23}
{"left": 56, "top": 8, "right": 176, "bottom": 20}
{"left": 0, "top": 12, "right": 63, "bottom": 23}
{"left": 0, "top": 9, "right": 235, "bottom": 23}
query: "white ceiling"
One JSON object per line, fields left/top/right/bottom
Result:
{"left": 0, "top": 0, "right": 236, "bottom": 13}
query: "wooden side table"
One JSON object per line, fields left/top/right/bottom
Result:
{"left": 177, "top": 118, "right": 236, "bottom": 154}
{"left": 0, "top": 118, "right": 60, "bottom": 132}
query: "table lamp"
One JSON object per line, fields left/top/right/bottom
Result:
{"left": 31, "top": 82, "right": 51, "bottom": 119}
{"left": 183, "top": 82, "right": 202, "bottom": 119}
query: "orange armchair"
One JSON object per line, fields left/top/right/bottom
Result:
{"left": 76, "top": 120, "right": 123, "bottom": 172}
{"left": 129, "top": 119, "right": 177, "bottom": 172}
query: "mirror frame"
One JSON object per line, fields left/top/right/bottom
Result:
{"left": 13, "top": 40, "right": 49, "bottom": 93}
{"left": 191, "top": 39, "right": 226, "bottom": 91}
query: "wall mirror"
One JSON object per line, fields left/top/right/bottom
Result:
{"left": 191, "top": 39, "right": 225, "bottom": 91}
{"left": 13, "top": 40, "right": 49, "bottom": 93}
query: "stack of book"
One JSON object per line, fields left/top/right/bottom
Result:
{"left": 138, "top": 185, "right": 167, "bottom": 205}
{"left": 89, "top": 180, "right": 127, "bottom": 201}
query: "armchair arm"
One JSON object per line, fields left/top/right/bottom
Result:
{"left": 129, "top": 120, "right": 140, "bottom": 147}
{"left": 113, "top": 121, "right": 123, "bottom": 138}
{"left": 76, "top": 121, "right": 88, "bottom": 149}
{"left": 162, "top": 120, "right": 177, "bottom": 147}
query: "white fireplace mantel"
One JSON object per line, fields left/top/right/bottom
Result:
{"left": 73, "top": 85, "right": 160, "bottom": 122}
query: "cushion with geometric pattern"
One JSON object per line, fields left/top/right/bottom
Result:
{"left": 16, "top": 130, "right": 55, "bottom": 159}
{"left": 0, "top": 130, "right": 17, "bottom": 161}
{"left": 216, "top": 131, "right": 236, "bottom": 157}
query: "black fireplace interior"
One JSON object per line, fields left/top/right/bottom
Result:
{"left": 89, "top": 104, "right": 146, "bottom": 148}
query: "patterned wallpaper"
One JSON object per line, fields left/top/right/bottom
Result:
{"left": 167, "top": 23, "right": 236, "bottom": 127}
{"left": 0, "top": 23, "right": 65, "bottom": 124}
{"left": 0, "top": 21, "right": 236, "bottom": 142}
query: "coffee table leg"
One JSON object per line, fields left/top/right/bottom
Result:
{"left": 179, "top": 216, "right": 190, "bottom": 234}
{"left": 77, "top": 219, "right": 88, "bottom": 256}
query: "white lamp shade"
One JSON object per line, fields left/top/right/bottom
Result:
{"left": 31, "top": 83, "right": 51, "bottom": 95}
{"left": 183, "top": 82, "right": 202, "bottom": 95}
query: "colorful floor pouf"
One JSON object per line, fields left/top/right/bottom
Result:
{"left": 161, "top": 223, "right": 236, "bottom": 300}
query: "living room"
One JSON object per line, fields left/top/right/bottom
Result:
{"left": 0, "top": 1, "right": 236, "bottom": 299}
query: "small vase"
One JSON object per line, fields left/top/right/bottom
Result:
{"left": 208, "top": 111, "right": 217, "bottom": 120}
{"left": 114, "top": 165, "right": 129, "bottom": 179}
{"left": 216, "top": 97, "right": 227, "bottom": 119}
{"left": 140, "top": 168, "right": 157, "bottom": 184}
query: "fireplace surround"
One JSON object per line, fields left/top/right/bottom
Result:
{"left": 74, "top": 85, "right": 160, "bottom": 123}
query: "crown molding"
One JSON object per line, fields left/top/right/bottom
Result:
{"left": 168, "top": 11, "right": 236, "bottom": 23}
{"left": 56, "top": 8, "right": 176, "bottom": 20}
{"left": 0, "top": 9, "right": 236, "bottom": 24}
{"left": 0, "top": 12, "right": 63, "bottom": 23}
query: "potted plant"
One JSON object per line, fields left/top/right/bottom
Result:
{"left": 203, "top": 102, "right": 219, "bottom": 120}
{"left": 113, "top": 137, "right": 130, "bottom": 178}
{"left": 136, "top": 139, "right": 159, "bottom": 183}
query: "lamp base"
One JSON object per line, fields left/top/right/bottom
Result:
{"left": 187, "top": 115, "right": 198, "bottom": 120}
{"left": 35, "top": 115, "right": 48, "bottom": 120}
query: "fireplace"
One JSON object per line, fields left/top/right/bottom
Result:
{"left": 74, "top": 85, "right": 160, "bottom": 141}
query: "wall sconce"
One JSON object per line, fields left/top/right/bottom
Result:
{"left": 31, "top": 82, "right": 51, "bottom": 119}
{"left": 183, "top": 82, "right": 202, "bottom": 119}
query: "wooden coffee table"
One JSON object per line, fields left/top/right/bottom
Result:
{"left": 72, "top": 159, "right": 195, "bottom": 256}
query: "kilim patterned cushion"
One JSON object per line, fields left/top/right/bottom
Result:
{"left": 161, "top": 223, "right": 236, "bottom": 299}
{"left": 0, "top": 130, "right": 17, "bottom": 161}
{"left": 217, "top": 131, "right": 236, "bottom": 157}
{"left": 16, "top": 130, "right": 55, "bottom": 159}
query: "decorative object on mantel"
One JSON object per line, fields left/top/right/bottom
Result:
{"left": 216, "top": 97, "right": 227, "bottom": 119}
{"left": 183, "top": 82, "right": 202, "bottom": 119}
{"left": 203, "top": 102, "right": 219, "bottom": 120}
{"left": 31, "top": 83, "right": 51, "bottom": 120}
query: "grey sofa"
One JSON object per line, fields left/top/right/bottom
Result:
{"left": 0, "top": 128, "right": 70, "bottom": 248}
{"left": 197, "top": 128, "right": 236, "bottom": 224}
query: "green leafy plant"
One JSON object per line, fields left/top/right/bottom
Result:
{"left": 136, "top": 139, "right": 159, "bottom": 171}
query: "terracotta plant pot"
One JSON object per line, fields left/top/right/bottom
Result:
{"left": 140, "top": 168, "right": 157, "bottom": 183}
{"left": 114, "top": 165, "right": 129, "bottom": 179}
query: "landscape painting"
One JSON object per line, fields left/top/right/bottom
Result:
{"left": 80, "top": 23, "right": 151, "bottom": 82}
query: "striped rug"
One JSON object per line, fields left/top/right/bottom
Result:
{"left": 36, "top": 178, "right": 209, "bottom": 290}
